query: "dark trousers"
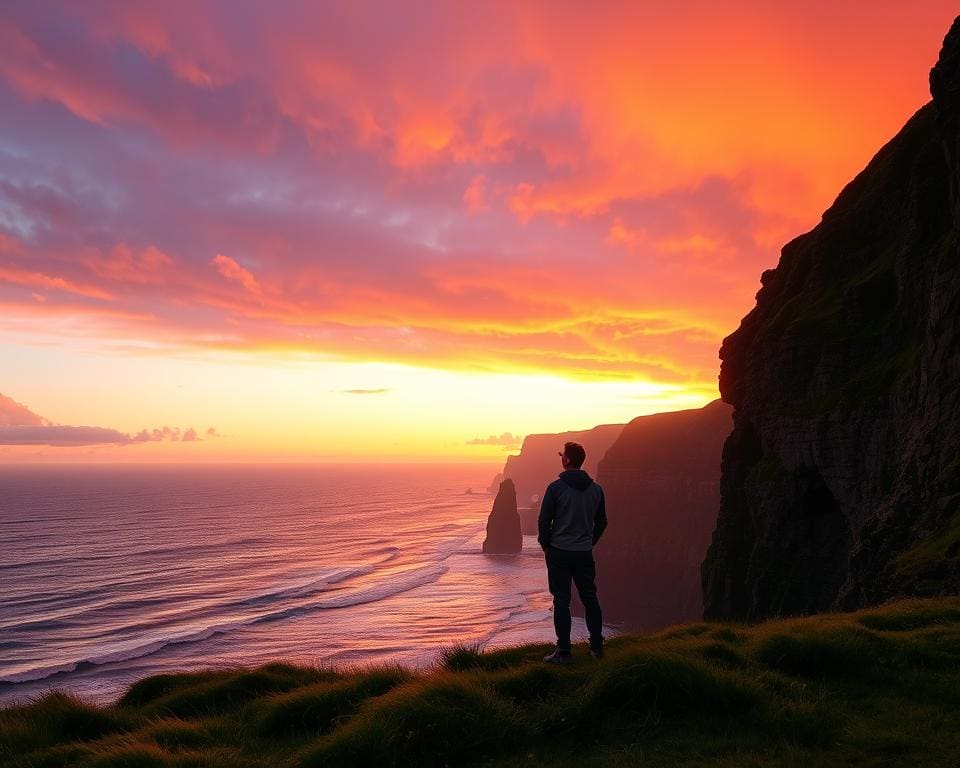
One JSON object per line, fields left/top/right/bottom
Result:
{"left": 546, "top": 546, "right": 603, "bottom": 651}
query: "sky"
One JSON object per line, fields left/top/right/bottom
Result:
{"left": 0, "top": 1, "right": 956, "bottom": 461}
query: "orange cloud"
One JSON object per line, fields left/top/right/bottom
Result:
{"left": 0, "top": 264, "right": 115, "bottom": 301}
{"left": 84, "top": 244, "right": 173, "bottom": 285}
{"left": 211, "top": 254, "right": 262, "bottom": 295}
{"left": 606, "top": 218, "right": 644, "bottom": 249}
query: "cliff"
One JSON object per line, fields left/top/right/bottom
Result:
{"left": 593, "top": 400, "right": 732, "bottom": 629}
{"left": 481, "top": 479, "right": 522, "bottom": 554}
{"left": 500, "top": 424, "right": 624, "bottom": 510}
{"left": 702, "top": 17, "right": 960, "bottom": 620}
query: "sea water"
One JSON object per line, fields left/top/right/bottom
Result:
{"left": 0, "top": 463, "right": 598, "bottom": 706}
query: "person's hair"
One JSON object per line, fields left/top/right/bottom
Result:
{"left": 563, "top": 441, "right": 586, "bottom": 468}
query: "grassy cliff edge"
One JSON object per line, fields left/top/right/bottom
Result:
{"left": 2, "top": 596, "right": 959, "bottom": 767}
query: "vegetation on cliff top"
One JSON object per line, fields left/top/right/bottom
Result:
{"left": 2, "top": 597, "right": 959, "bottom": 767}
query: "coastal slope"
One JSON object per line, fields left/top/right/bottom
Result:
{"left": 702, "top": 17, "right": 960, "bottom": 620}
{"left": 3, "top": 597, "right": 959, "bottom": 767}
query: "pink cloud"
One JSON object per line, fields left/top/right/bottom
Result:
{"left": 84, "top": 244, "right": 173, "bottom": 285}
{"left": 463, "top": 175, "right": 488, "bottom": 214}
{"left": 211, "top": 254, "right": 261, "bottom": 295}
{"left": 0, "top": 393, "right": 46, "bottom": 426}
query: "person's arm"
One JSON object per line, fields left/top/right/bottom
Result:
{"left": 537, "top": 485, "right": 555, "bottom": 551}
{"left": 592, "top": 487, "right": 607, "bottom": 546}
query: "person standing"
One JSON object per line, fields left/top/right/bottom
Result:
{"left": 537, "top": 441, "right": 607, "bottom": 662}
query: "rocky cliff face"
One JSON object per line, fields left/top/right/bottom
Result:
{"left": 702, "top": 18, "right": 960, "bottom": 620}
{"left": 500, "top": 424, "right": 624, "bottom": 513}
{"left": 482, "top": 478, "right": 522, "bottom": 554}
{"left": 590, "top": 400, "right": 732, "bottom": 629}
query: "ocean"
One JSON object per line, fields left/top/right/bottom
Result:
{"left": 0, "top": 463, "right": 601, "bottom": 707}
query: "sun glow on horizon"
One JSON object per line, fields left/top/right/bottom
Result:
{"left": 0, "top": 342, "right": 715, "bottom": 462}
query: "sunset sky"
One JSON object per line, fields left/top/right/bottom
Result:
{"left": 0, "top": 1, "right": 956, "bottom": 461}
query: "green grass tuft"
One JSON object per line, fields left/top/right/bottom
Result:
{"left": 302, "top": 674, "right": 527, "bottom": 767}
{"left": 82, "top": 741, "right": 171, "bottom": 768}
{"left": 858, "top": 598, "right": 960, "bottom": 631}
{"left": 253, "top": 665, "right": 411, "bottom": 738}
{"left": 894, "top": 507, "right": 960, "bottom": 576}
{"left": 142, "top": 717, "right": 213, "bottom": 752}
{"left": 0, "top": 691, "right": 134, "bottom": 754}
{"left": 489, "top": 663, "right": 571, "bottom": 705}
{"left": 762, "top": 699, "right": 844, "bottom": 747}
{"left": 123, "top": 664, "right": 332, "bottom": 718}
{"left": 439, "top": 641, "right": 550, "bottom": 673}
{"left": 563, "top": 650, "right": 757, "bottom": 742}
{"left": 755, "top": 624, "right": 899, "bottom": 679}
{"left": 698, "top": 640, "right": 747, "bottom": 668}
{"left": 437, "top": 641, "right": 486, "bottom": 671}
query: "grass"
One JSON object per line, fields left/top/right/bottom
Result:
{"left": 893, "top": 432, "right": 960, "bottom": 577}
{"left": 2, "top": 597, "right": 960, "bottom": 767}
{"left": 895, "top": 508, "right": 960, "bottom": 576}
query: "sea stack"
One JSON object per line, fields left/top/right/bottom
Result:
{"left": 482, "top": 478, "right": 522, "bottom": 554}
{"left": 702, "top": 17, "right": 960, "bottom": 621}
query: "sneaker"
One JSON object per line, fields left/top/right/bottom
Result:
{"left": 543, "top": 649, "right": 573, "bottom": 664}
{"left": 589, "top": 646, "right": 605, "bottom": 660}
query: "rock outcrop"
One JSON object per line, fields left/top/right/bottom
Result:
{"left": 702, "top": 17, "right": 960, "bottom": 620}
{"left": 590, "top": 400, "right": 732, "bottom": 629}
{"left": 481, "top": 478, "right": 522, "bottom": 554}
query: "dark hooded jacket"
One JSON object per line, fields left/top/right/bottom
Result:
{"left": 537, "top": 469, "right": 607, "bottom": 551}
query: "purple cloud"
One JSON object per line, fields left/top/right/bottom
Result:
{"left": 0, "top": 424, "right": 131, "bottom": 446}
{"left": 467, "top": 432, "right": 521, "bottom": 447}
{"left": 0, "top": 391, "right": 212, "bottom": 447}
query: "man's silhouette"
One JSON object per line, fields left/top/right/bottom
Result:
{"left": 537, "top": 441, "right": 607, "bottom": 662}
